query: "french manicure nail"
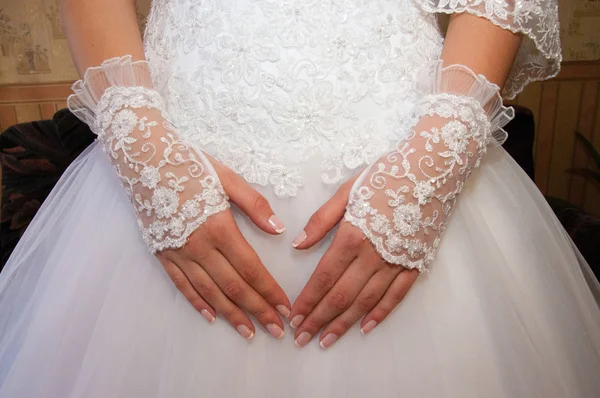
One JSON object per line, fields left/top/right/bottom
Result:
{"left": 294, "top": 332, "right": 312, "bottom": 348}
{"left": 200, "top": 309, "right": 215, "bottom": 324}
{"left": 361, "top": 320, "right": 377, "bottom": 335}
{"left": 320, "top": 333, "right": 338, "bottom": 349}
{"left": 292, "top": 230, "right": 307, "bottom": 248}
{"left": 276, "top": 305, "right": 291, "bottom": 318}
{"left": 290, "top": 314, "right": 305, "bottom": 329}
{"left": 268, "top": 215, "right": 286, "bottom": 234}
{"left": 237, "top": 325, "right": 254, "bottom": 340}
{"left": 266, "top": 323, "right": 285, "bottom": 339}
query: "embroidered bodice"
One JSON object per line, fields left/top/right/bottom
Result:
{"left": 143, "top": 0, "right": 560, "bottom": 197}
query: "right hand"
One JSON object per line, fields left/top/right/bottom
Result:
{"left": 156, "top": 157, "right": 291, "bottom": 341}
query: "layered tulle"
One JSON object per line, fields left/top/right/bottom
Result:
{"left": 1, "top": 141, "right": 600, "bottom": 397}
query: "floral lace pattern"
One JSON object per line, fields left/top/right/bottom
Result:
{"left": 142, "top": 0, "right": 559, "bottom": 197}
{"left": 344, "top": 93, "right": 492, "bottom": 272}
{"left": 413, "top": 0, "right": 561, "bottom": 98}
{"left": 96, "top": 86, "right": 230, "bottom": 253}
{"left": 143, "top": 0, "right": 443, "bottom": 196}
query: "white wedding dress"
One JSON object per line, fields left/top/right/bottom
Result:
{"left": 2, "top": 0, "right": 600, "bottom": 397}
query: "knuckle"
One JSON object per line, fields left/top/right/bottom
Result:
{"left": 194, "top": 250, "right": 211, "bottom": 265}
{"left": 170, "top": 273, "right": 189, "bottom": 291}
{"left": 301, "top": 318, "right": 321, "bottom": 333}
{"left": 251, "top": 306, "right": 270, "bottom": 321}
{"left": 327, "top": 291, "right": 350, "bottom": 311}
{"left": 185, "top": 234, "right": 205, "bottom": 253}
{"left": 258, "top": 286, "right": 277, "bottom": 302}
{"left": 309, "top": 209, "right": 326, "bottom": 229}
{"left": 341, "top": 229, "right": 364, "bottom": 248}
{"left": 195, "top": 281, "right": 215, "bottom": 300}
{"left": 207, "top": 218, "right": 230, "bottom": 240}
{"left": 336, "top": 318, "right": 354, "bottom": 331}
{"left": 357, "top": 292, "right": 379, "bottom": 312}
{"left": 221, "top": 308, "right": 239, "bottom": 322}
{"left": 390, "top": 288, "right": 408, "bottom": 304}
{"left": 251, "top": 192, "right": 270, "bottom": 214}
{"left": 314, "top": 271, "right": 336, "bottom": 292}
{"left": 239, "top": 264, "right": 261, "bottom": 285}
{"left": 222, "top": 281, "right": 244, "bottom": 300}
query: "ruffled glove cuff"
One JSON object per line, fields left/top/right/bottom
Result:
{"left": 68, "top": 55, "right": 229, "bottom": 253}
{"left": 344, "top": 62, "right": 514, "bottom": 272}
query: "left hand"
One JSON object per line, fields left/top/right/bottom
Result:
{"left": 289, "top": 175, "right": 420, "bottom": 349}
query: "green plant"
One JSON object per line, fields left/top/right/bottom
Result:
{"left": 568, "top": 132, "right": 600, "bottom": 187}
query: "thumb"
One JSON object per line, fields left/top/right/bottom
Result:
{"left": 203, "top": 151, "right": 284, "bottom": 235}
{"left": 292, "top": 174, "right": 359, "bottom": 250}
{"left": 219, "top": 168, "right": 285, "bottom": 235}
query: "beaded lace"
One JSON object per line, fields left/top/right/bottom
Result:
{"left": 68, "top": 56, "right": 230, "bottom": 253}
{"left": 142, "top": 0, "right": 560, "bottom": 196}
{"left": 344, "top": 63, "right": 514, "bottom": 272}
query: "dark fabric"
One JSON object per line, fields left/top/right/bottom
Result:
{"left": 0, "top": 109, "right": 96, "bottom": 269}
{"left": 501, "top": 105, "right": 536, "bottom": 181}
{"left": 547, "top": 198, "right": 600, "bottom": 273}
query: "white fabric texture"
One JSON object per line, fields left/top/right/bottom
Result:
{"left": 1, "top": 0, "right": 600, "bottom": 397}
{"left": 1, "top": 144, "right": 600, "bottom": 397}
{"left": 345, "top": 63, "right": 514, "bottom": 271}
{"left": 67, "top": 56, "right": 229, "bottom": 252}
{"left": 413, "top": 0, "right": 562, "bottom": 99}
{"left": 143, "top": 0, "right": 445, "bottom": 196}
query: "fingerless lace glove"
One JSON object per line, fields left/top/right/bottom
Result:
{"left": 68, "top": 55, "right": 229, "bottom": 253}
{"left": 344, "top": 62, "right": 514, "bottom": 272}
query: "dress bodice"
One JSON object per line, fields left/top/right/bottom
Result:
{"left": 143, "top": 0, "right": 443, "bottom": 196}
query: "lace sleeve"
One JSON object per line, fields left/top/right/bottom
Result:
{"left": 412, "top": 0, "right": 561, "bottom": 99}
{"left": 67, "top": 55, "right": 230, "bottom": 253}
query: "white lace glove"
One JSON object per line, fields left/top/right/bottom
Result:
{"left": 344, "top": 63, "right": 514, "bottom": 272}
{"left": 68, "top": 56, "right": 230, "bottom": 253}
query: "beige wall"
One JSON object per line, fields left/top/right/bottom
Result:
{"left": 0, "top": 0, "right": 599, "bottom": 85}
{"left": 0, "top": 0, "right": 151, "bottom": 85}
{"left": 560, "top": 0, "right": 600, "bottom": 61}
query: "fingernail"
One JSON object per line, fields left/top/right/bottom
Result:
{"left": 266, "top": 323, "right": 285, "bottom": 339}
{"left": 294, "top": 331, "right": 312, "bottom": 348}
{"left": 237, "top": 325, "right": 254, "bottom": 340}
{"left": 200, "top": 309, "right": 215, "bottom": 324}
{"left": 361, "top": 320, "right": 377, "bottom": 335}
{"left": 290, "top": 314, "right": 305, "bottom": 329}
{"left": 268, "top": 215, "right": 286, "bottom": 234}
{"left": 276, "top": 305, "right": 291, "bottom": 318}
{"left": 292, "top": 230, "right": 307, "bottom": 248}
{"left": 320, "top": 333, "right": 338, "bottom": 349}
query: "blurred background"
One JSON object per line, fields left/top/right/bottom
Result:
{"left": 0, "top": 0, "right": 599, "bottom": 269}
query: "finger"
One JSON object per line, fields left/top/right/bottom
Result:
{"left": 166, "top": 252, "right": 257, "bottom": 341}
{"left": 218, "top": 165, "right": 285, "bottom": 235}
{"left": 318, "top": 265, "right": 402, "bottom": 349}
{"left": 292, "top": 174, "right": 359, "bottom": 250}
{"left": 361, "top": 268, "right": 420, "bottom": 335}
{"left": 293, "top": 251, "right": 381, "bottom": 348}
{"left": 218, "top": 224, "right": 291, "bottom": 318}
{"left": 159, "top": 255, "right": 216, "bottom": 324}
{"left": 289, "top": 222, "right": 362, "bottom": 329}
{"left": 199, "top": 249, "right": 286, "bottom": 339}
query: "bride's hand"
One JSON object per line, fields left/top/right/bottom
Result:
{"left": 289, "top": 176, "right": 419, "bottom": 349}
{"left": 156, "top": 158, "right": 291, "bottom": 341}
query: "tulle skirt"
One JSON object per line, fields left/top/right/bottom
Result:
{"left": 1, "top": 141, "right": 600, "bottom": 397}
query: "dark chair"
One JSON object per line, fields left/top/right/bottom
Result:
{"left": 0, "top": 109, "right": 95, "bottom": 268}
